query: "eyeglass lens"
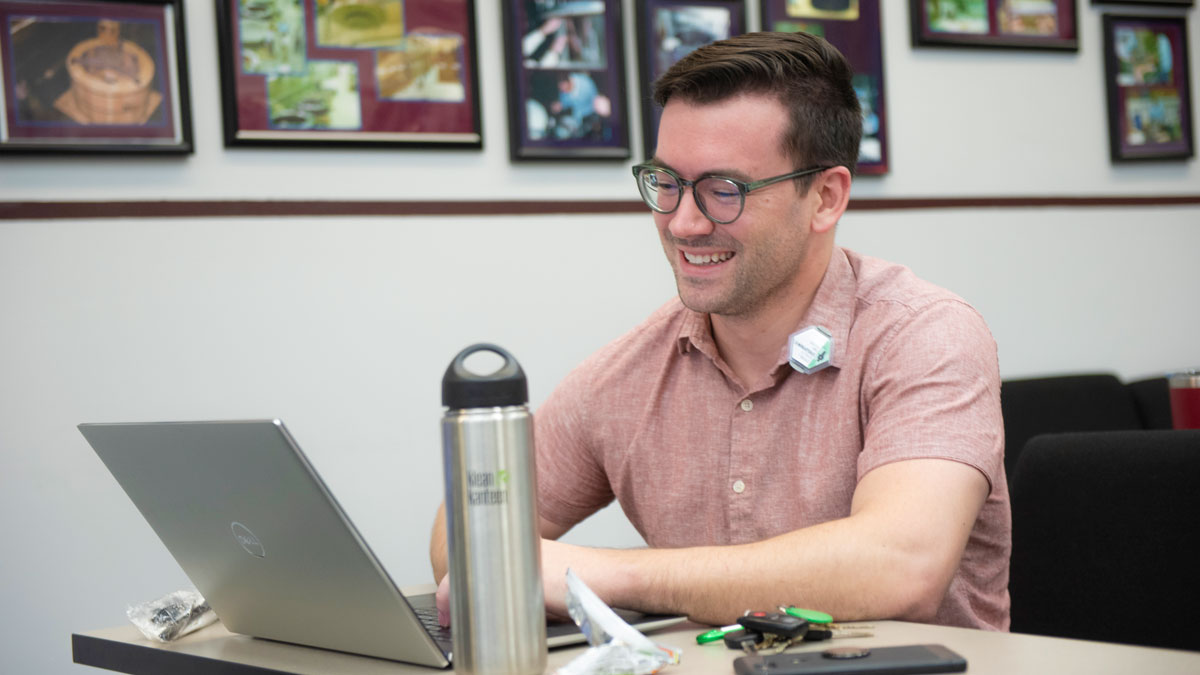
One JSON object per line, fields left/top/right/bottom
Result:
{"left": 637, "top": 168, "right": 743, "bottom": 223}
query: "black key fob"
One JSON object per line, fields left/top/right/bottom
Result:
{"left": 804, "top": 625, "right": 833, "bottom": 641}
{"left": 739, "top": 611, "right": 809, "bottom": 639}
{"left": 724, "top": 628, "right": 763, "bottom": 650}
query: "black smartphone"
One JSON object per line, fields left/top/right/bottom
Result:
{"left": 733, "top": 644, "right": 967, "bottom": 675}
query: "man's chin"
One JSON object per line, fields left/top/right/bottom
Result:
{"left": 676, "top": 288, "right": 730, "bottom": 316}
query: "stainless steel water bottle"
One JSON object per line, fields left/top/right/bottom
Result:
{"left": 441, "top": 343, "right": 546, "bottom": 675}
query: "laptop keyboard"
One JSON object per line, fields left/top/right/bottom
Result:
{"left": 414, "top": 606, "right": 453, "bottom": 652}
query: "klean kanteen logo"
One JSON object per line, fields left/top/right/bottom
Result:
{"left": 230, "top": 522, "right": 266, "bottom": 558}
{"left": 467, "top": 469, "right": 509, "bottom": 505}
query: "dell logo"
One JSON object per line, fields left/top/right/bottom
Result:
{"left": 230, "top": 521, "right": 266, "bottom": 558}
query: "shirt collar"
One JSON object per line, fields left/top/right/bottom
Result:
{"left": 676, "top": 306, "right": 715, "bottom": 358}
{"left": 675, "top": 247, "right": 857, "bottom": 377}
{"left": 779, "top": 246, "right": 855, "bottom": 372}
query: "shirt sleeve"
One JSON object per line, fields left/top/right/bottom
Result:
{"left": 857, "top": 299, "right": 1005, "bottom": 490}
{"left": 534, "top": 358, "right": 616, "bottom": 531}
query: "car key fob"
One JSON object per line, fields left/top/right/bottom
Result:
{"left": 724, "top": 628, "right": 764, "bottom": 650}
{"left": 738, "top": 611, "right": 809, "bottom": 639}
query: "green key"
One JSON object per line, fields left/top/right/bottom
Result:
{"left": 696, "top": 624, "right": 742, "bottom": 644}
{"left": 781, "top": 606, "right": 833, "bottom": 625}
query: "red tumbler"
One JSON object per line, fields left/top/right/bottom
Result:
{"left": 1168, "top": 369, "right": 1200, "bottom": 430}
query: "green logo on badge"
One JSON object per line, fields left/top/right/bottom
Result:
{"left": 809, "top": 343, "right": 829, "bottom": 368}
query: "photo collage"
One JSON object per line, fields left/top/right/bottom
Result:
{"left": 234, "top": 0, "right": 471, "bottom": 135}
{"left": 638, "top": 2, "right": 743, "bottom": 159}
{"left": 926, "top": 0, "right": 1063, "bottom": 37}
{"left": 1109, "top": 17, "right": 1191, "bottom": 159}
{"left": 517, "top": 0, "right": 617, "bottom": 146}
{"left": 765, "top": 0, "right": 888, "bottom": 173}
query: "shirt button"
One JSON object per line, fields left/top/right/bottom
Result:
{"left": 740, "top": 399, "right": 753, "bottom": 412}
{"left": 732, "top": 480, "right": 746, "bottom": 494}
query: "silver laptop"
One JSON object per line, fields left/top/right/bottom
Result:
{"left": 79, "top": 419, "right": 683, "bottom": 668}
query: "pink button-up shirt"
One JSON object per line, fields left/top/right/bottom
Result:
{"left": 535, "top": 247, "right": 1011, "bottom": 630}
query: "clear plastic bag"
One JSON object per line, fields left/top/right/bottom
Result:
{"left": 126, "top": 589, "right": 217, "bottom": 642}
{"left": 556, "top": 569, "right": 681, "bottom": 675}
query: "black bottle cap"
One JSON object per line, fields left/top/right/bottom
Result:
{"left": 442, "top": 343, "right": 528, "bottom": 409}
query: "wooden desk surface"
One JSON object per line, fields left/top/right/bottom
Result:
{"left": 73, "top": 619, "right": 1200, "bottom": 675}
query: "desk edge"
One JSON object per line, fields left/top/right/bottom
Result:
{"left": 72, "top": 632, "right": 295, "bottom": 675}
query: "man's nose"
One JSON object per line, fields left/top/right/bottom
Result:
{"left": 667, "top": 191, "right": 715, "bottom": 239}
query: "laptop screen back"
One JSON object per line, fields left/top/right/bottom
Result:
{"left": 79, "top": 419, "right": 449, "bottom": 667}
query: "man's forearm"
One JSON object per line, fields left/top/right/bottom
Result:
{"left": 550, "top": 459, "right": 986, "bottom": 625}
{"left": 431, "top": 513, "right": 941, "bottom": 628}
{"left": 434, "top": 460, "right": 985, "bottom": 625}
{"left": 565, "top": 516, "right": 942, "bottom": 625}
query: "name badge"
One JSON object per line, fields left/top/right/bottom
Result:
{"left": 789, "top": 326, "right": 833, "bottom": 374}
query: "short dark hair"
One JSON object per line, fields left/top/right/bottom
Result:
{"left": 652, "top": 31, "right": 862, "bottom": 178}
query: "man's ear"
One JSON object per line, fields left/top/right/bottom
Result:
{"left": 810, "top": 166, "right": 852, "bottom": 234}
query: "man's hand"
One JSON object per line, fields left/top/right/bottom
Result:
{"left": 538, "top": 538, "right": 590, "bottom": 619}
{"left": 433, "top": 538, "right": 590, "bottom": 627}
{"left": 434, "top": 574, "right": 450, "bottom": 627}
{"left": 432, "top": 503, "right": 579, "bottom": 626}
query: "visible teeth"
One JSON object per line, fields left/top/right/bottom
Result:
{"left": 684, "top": 251, "right": 733, "bottom": 265}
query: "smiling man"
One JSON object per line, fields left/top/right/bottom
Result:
{"left": 431, "top": 31, "right": 1010, "bottom": 631}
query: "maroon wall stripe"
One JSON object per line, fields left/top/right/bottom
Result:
{"left": 2, "top": 195, "right": 1199, "bottom": 220}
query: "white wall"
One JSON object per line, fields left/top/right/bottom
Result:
{"left": 1, "top": 2, "right": 1198, "bottom": 673}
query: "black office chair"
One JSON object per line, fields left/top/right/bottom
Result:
{"left": 1009, "top": 430, "right": 1200, "bottom": 651}
{"left": 1126, "top": 376, "right": 1174, "bottom": 430}
{"left": 1000, "top": 374, "right": 1144, "bottom": 483}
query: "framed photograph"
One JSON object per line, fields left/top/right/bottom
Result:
{"left": 0, "top": 0, "right": 192, "bottom": 154}
{"left": 910, "top": 0, "right": 1079, "bottom": 51}
{"left": 635, "top": 1, "right": 746, "bottom": 160}
{"left": 215, "top": 0, "right": 481, "bottom": 148}
{"left": 1103, "top": 14, "right": 1193, "bottom": 161}
{"left": 501, "top": 0, "right": 630, "bottom": 160}
{"left": 760, "top": 0, "right": 889, "bottom": 174}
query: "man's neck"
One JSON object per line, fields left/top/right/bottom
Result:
{"left": 710, "top": 248, "right": 833, "bottom": 390}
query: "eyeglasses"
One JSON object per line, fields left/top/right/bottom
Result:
{"left": 631, "top": 163, "right": 829, "bottom": 225}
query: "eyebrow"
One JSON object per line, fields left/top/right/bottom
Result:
{"left": 648, "top": 157, "right": 754, "bottom": 183}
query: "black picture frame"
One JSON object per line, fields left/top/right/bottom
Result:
{"left": 0, "top": 0, "right": 192, "bottom": 154}
{"left": 214, "top": 0, "right": 482, "bottom": 149}
{"left": 1092, "top": 1, "right": 1193, "bottom": 7}
{"left": 635, "top": 0, "right": 747, "bottom": 161}
{"left": 910, "top": 0, "right": 1080, "bottom": 51}
{"left": 501, "top": 0, "right": 630, "bottom": 160}
{"left": 1102, "top": 13, "right": 1194, "bottom": 161}
{"left": 760, "top": 0, "right": 889, "bottom": 175}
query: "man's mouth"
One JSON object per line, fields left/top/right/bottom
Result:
{"left": 683, "top": 251, "right": 734, "bottom": 265}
